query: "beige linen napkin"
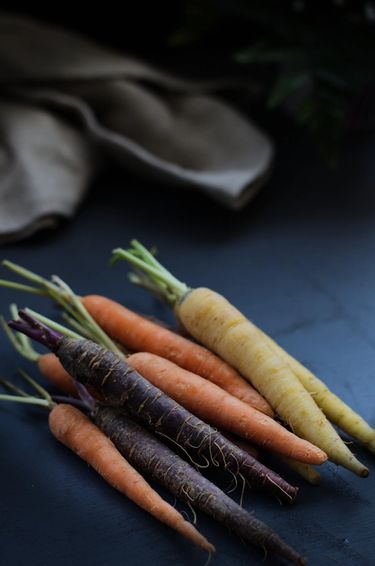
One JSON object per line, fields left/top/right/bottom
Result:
{"left": 0, "top": 12, "right": 273, "bottom": 242}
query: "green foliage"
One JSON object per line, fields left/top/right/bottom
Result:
{"left": 172, "top": 0, "right": 375, "bottom": 162}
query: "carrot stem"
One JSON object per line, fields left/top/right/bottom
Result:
{"left": 0, "top": 279, "right": 46, "bottom": 295}
{"left": 1, "top": 314, "right": 41, "bottom": 362}
{"left": 0, "top": 261, "right": 123, "bottom": 356}
{"left": 112, "top": 246, "right": 188, "bottom": 304}
{"left": 0, "top": 393, "right": 51, "bottom": 407}
{"left": 17, "top": 368, "right": 53, "bottom": 404}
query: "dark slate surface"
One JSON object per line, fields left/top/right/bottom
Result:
{"left": 0, "top": 128, "right": 374, "bottom": 566}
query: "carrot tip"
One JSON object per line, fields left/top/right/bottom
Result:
{"left": 360, "top": 467, "right": 369, "bottom": 478}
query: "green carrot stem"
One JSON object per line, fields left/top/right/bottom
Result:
{"left": 131, "top": 240, "right": 172, "bottom": 278}
{"left": 0, "top": 279, "right": 46, "bottom": 296}
{"left": 61, "top": 313, "right": 93, "bottom": 339}
{"left": 112, "top": 246, "right": 189, "bottom": 304}
{"left": 10, "top": 303, "right": 36, "bottom": 353}
{"left": 1, "top": 258, "right": 124, "bottom": 357}
{"left": 0, "top": 394, "right": 51, "bottom": 408}
{"left": 2, "top": 260, "right": 47, "bottom": 286}
{"left": 0, "top": 379, "right": 28, "bottom": 397}
{"left": 52, "top": 276, "right": 124, "bottom": 356}
{"left": 0, "top": 315, "right": 41, "bottom": 362}
{"left": 17, "top": 368, "right": 53, "bottom": 404}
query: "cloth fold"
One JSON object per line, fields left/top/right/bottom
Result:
{"left": 0, "top": 12, "right": 273, "bottom": 243}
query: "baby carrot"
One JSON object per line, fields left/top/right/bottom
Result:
{"left": 81, "top": 295, "right": 273, "bottom": 416}
{"left": 49, "top": 403, "right": 214, "bottom": 553}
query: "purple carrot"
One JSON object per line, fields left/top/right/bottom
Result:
{"left": 93, "top": 406, "right": 306, "bottom": 565}
{"left": 9, "top": 310, "right": 62, "bottom": 349}
{"left": 9, "top": 311, "right": 298, "bottom": 503}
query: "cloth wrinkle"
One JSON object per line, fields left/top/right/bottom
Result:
{"left": 0, "top": 12, "right": 273, "bottom": 242}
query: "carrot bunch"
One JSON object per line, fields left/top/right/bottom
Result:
{"left": 0, "top": 244, "right": 373, "bottom": 565}
{"left": 109, "top": 241, "right": 374, "bottom": 478}
{"left": 1, "top": 312, "right": 306, "bottom": 565}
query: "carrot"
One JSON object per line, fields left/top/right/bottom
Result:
{"left": 128, "top": 351, "right": 327, "bottom": 465}
{"left": 112, "top": 242, "right": 369, "bottom": 478}
{"left": 81, "top": 295, "right": 273, "bottom": 416}
{"left": 10, "top": 311, "right": 299, "bottom": 503}
{"left": 219, "top": 433, "right": 321, "bottom": 486}
{"left": 258, "top": 329, "right": 375, "bottom": 454}
{"left": 49, "top": 403, "right": 214, "bottom": 553}
{"left": 94, "top": 406, "right": 306, "bottom": 565}
{"left": 13, "top": 346, "right": 325, "bottom": 487}
{"left": 30, "top": 350, "right": 327, "bottom": 464}
{"left": 0, "top": 380, "right": 305, "bottom": 565}
{"left": 0, "top": 262, "right": 272, "bottom": 416}
{"left": 38, "top": 353, "right": 78, "bottom": 396}
{"left": 1, "top": 307, "right": 324, "bottom": 465}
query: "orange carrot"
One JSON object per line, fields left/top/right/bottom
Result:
{"left": 128, "top": 351, "right": 327, "bottom": 465}
{"left": 38, "top": 354, "right": 77, "bottom": 396}
{"left": 49, "top": 403, "right": 214, "bottom": 553}
{"left": 36, "top": 350, "right": 326, "bottom": 465}
{"left": 81, "top": 295, "right": 273, "bottom": 416}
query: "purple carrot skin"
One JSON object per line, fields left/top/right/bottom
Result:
{"left": 9, "top": 313, "right": 298, "bottom": 504}
{"left": 94, "top": 406, "right": 306, "bottom": 566}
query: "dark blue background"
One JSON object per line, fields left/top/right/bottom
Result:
{"left": 0, "top": 129, "right": 374, "bottom": 566}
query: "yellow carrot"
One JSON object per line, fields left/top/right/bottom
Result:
{"left": 113, "top": 242, "right": 369, "bottom": 478}
{"left": 258, "top": 329, "right": 375, "bottom": 454}
{"left": 177, "top": 288, "right": 368, "bottom": 476}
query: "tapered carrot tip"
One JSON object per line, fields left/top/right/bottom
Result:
{"left": 347, "top": 455, "right": 369, "bottom": 478}
{"left": 360, "top": 467, "right": 369, "bottom": 478}
{"left": 274, "top": 536, "right": 307, "bottom": 565}
{"left": 182, "top": 522, "right": 215, "bottom": 554}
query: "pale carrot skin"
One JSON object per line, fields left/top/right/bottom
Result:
{"left": 49, "top": 403, "right": 214, "bottom": 554}
{"left": 129, "top": 351, "right": 327, "bottom": 465}
{"left": 36, "top": 351, "right": 325, "bottom": 465}
{"left": 258, "top": 329, "right": 375, "bottom": 454}
{"left": 176, "top": 288, "right": 369, "bottom": 478}
{"left": 81, "top": 295, "right": 273, "bottom": 416}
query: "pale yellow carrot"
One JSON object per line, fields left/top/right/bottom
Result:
{"left": 176, "top": 287, "right": 368, "bottom": 477}
{"left": 258, "top": 329, "right": 375, "bottom": 454}
{"left": 113, "top": 243, "right": 370, "bottom": 478}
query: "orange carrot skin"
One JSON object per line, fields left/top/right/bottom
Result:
{"left": 53, "top": 337, "right": 298, "bottom": 503}
{"left": 81, "top": 295, "right": 273, "bottom": 416}
{"left": 48, "top": 404, "right": 214, "bottom": 553}
{"left": 37, "top": 351, "right": 325, "bottom": 465}
{"left": 128, "top": 352, "right": 327, "bottom": 466}
{"left": 38, "top": 354, "right": 77, "bottom": 396}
